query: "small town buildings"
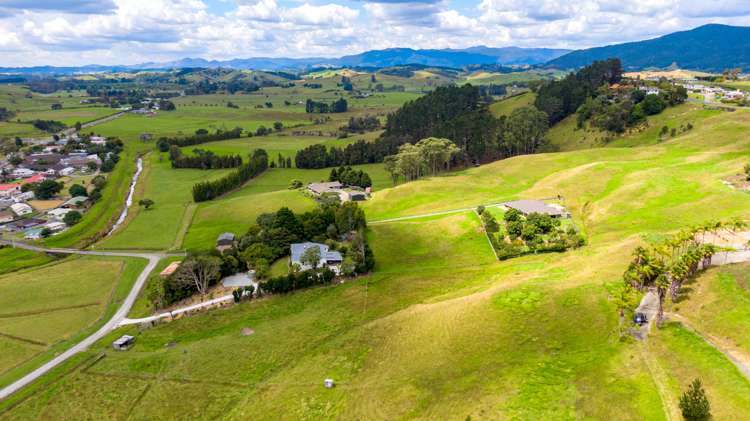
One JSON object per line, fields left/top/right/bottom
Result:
{"left": 643, "top": 87, "right": 660, "bottom": 96}
{"left": 0, "top": 211, "right": 14, "bottom": 224}
{"left": 290, "top": 242, "right": 343, "bottom": 273}
{"left": 90, "top": 136, "right": 107, "bottom": 145}
{"left": 22, "top": 173, "right": 46, "bottom": 184}
{"left": 502, "top": 200, "right": 565, "bottom": 218}
{"left": 44, "top": 221, "right": 67, "bottom": 233}
{"left": 61, "top": 196, "right": 88, "bottom": 209}
{"left": 0, "top": 184, "right": 21, "bottom": 198}
{"left": 308, "top": 181, "right": 343, "bottom": 195}
{"left": 159, "top": 261, "right": 182, "bottom": 278}
{"left": 216, "top": 232, "right": 236, "bottom": 253}
{"left": 11, "top": 168, "right": 34, "bottom": 178}
{"left": 12, "top": 191, "right": 34, "bottom": 202}
{"left": 112, "top": 335, "right": 135, "bottom": 351}
{"left": 57, "top": 166, "right": 75, "bottom": 176}
{"left": 10, "top": 203, "right": 33, "bottom": 216}
{"left": 48, "top": 208, "right": 74, "bottom": 221}
{"left": 4, "top": 218, "right": 44, "bottom": 231}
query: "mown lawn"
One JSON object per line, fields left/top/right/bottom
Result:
{"left": 489, "top": 92, "right": 536, "bottom": 117}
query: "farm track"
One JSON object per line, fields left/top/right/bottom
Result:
{"left": 0, "top": 240, "right": 183, "bottom": 401}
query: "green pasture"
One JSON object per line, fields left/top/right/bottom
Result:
{"left": 0, "top": 256, "right": 146, "bottom": 389}
{"left": 489, "top": 92, "right": 536, "bottom": 117}
{"left": 670, "top": 263, "right": 750, "bottom": 356}
{"left": 0, "top": 248, "right": 55, "bottom": 275}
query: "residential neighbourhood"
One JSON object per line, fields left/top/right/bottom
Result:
{"left": 0, "top": 132, "right": 121, "bottom": 239}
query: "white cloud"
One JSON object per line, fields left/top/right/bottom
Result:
{"left": 1, "top": 0, "right": 750, "bottom": 65}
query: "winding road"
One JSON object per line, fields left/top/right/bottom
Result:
{"left": 0, "top": 240, "right": 182, "bottom": 401}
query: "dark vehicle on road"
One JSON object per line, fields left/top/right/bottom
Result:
{"left": 634, "top": 312, "right": 648, "bottom": 325}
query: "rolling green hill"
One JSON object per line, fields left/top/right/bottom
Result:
{"left": 4, "top": 101, "right": 750, "bottom": 419}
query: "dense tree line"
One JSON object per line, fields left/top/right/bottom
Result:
{"left": 305, "top": 98, "right": 348, "bottom": 113}
{"left": 263, "top": 268, "right": 337, "bottom": 294}
{"left": 535, "top": 58, "right": 623, "bottom": 125}
{"left": 192, "top": 149, "right": 268, "bottom": 202}
{"left": 329, "top": 166, "right": 372, "bottom": 187}
{"left": 170, "top": 148, "right": 243, "bottom": 169}
{"left": 341, "top": 115, "right": 380, "bottom": 133}
{"left": 383, "top": 137, "right": 460, "bottom": 183}
{"left": 31, "top": 119, "right": 66, "bottom": 133}
{"left": 157, "top": 127, "right": 243, "bottom": 149}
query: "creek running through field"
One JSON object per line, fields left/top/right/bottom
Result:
{"left": 106, "top": 157, "right": 143, "bottom": 237}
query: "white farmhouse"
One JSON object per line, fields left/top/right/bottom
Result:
{"left": 10, "top": 203, "right": 33, "bottom": 216}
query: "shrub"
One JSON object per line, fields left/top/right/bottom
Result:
{"left": 679, "top": 378, "right": 711, "bottom": 421}
{"left": 63, "top": 210, "right": 82, "bottom": 226}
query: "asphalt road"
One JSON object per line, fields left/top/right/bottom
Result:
{"left": 0, "top": 240, "right": 175, "bottom": 401}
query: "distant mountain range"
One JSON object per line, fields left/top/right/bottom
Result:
{"left": 0, "top": 47, "right": 570, "bottom": 75}
{"left": 547, "top": 24, "right": 750, "bottom": 72}
{"left": 2, "top": 24, "right": 749, "bottom": 75}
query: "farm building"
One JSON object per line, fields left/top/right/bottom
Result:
{"left": 308, "top": 181, "right": 343, "bottom": 195}
{"left": 112, "top": 335, "right": 135, "bottom": 351}
{"left": 216, "top": 232, "right": 236, "bottom": 253}
{"left": 339, "top": 191, "right": 367, "bottom": 202}
{"left": 290, "top": 242, "right": 343, "bottom": 273}
{"left": 502, "top": 200, "right": 566, "bottom": 217}
{"left": 47, "top": 208, "right": 74, "bottom": 221}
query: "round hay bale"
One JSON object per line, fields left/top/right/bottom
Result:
{"left": 241, "top": 327, "right": 255, "bottom": 336}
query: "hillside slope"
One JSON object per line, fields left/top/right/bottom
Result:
{"left": 547, "top": 24, "right": 750, "bottom": 71}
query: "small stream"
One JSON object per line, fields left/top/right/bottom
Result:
{"left": 106, "top": 157, "right": 143, "bottom": 237}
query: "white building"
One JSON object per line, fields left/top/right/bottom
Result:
{"left": 12, "top": 168, "right": 34, "bottom": 178}
{"left": 10, "top": 203, "right": 33, "bottom": 216}
{"left": 48, "top": 208, "right": 74, "bottom": 221}
{"left": 44, "top": 221, "right": 67, "bottom": 232}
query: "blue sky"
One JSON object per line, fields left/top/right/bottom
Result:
{"left": 1, "top": 0, "right": 750, "bottom": 66}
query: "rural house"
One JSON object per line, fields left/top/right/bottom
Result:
{"left": 308, "top": 181, "right": 343, "bottom": 195}
{"left": 290, "top": 242, "right": 343, "bottom": 273}
{"left": 0, "top": 184, "right": 21, "bottom": 198}
{"left": 10, "top": 203, "right": 33, "bottom": 216}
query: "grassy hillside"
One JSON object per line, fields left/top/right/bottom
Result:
{"left": 489, "top": 92, "right": 536, "bottom": 117}
{"left": 3, "top": 103, "right": 750, "bottom": 418}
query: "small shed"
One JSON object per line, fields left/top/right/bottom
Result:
{"left": 112, "top": 335, "right": 135, "bottom": 351}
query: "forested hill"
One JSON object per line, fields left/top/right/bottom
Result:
{"left": 546, "top": 24, "right": 750, "bottom": 72}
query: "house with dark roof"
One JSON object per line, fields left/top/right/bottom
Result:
{"left": 502, "top": 200, "right": 566, "bottom": 217}
{"left": 290, "top": 242, "right": 343, "bottom": 273}
{"left": 216, "top": 232, "right": 236, "bottom": 253}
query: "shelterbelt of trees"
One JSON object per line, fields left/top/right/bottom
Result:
{"left": 295, "top": 84, "right": 550, "bottom": 169}
{"left": 192, "top": 149, "right": 268, "bottom": 202}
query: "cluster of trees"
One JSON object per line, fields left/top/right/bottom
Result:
{"left": 295, "top": 85, "right": 550, "bottom": 171}
{"left": 478, "top": 207, "right": 584, "bottom": 260}
{"left": 535, "top": 58, "right": 623, "bottom": 125}
{"left": 156, "top": 127, "right": 243, "bottom": 149}
{"left": 619, "top": 220, "right": 745, "bottom": 327}
{"left": 31, "top": 119, "right": 66, "bottom": 133}
{"left": 169, "top": 148, "right": 243, "bottom": 170}
{"left": 383, "top": 137, "right": 460, "bottom": 183}
{"left": 577, "top": 85, "right": 688, "bottom": 133}
{"left": 274, "top": 153, "right": 293, "bottom": 169}
{"left": 341, "top": 115, "right": 380, "bottom": 133}
{"left": 22, "top": 179, "right": 63, "bottom": 199}
{"left": 0, "top": 107, "right": 14, "bottom": 121}
{"left": 305, "top": 98, "right": 348, "bottom": 113}
{"left": 192, "top": 149, "right": 268, "bottom": 202}
{"left": 149, "top": 255, "right": 224, "bottom": 307}
{"left": 329, "top": 166, "right": 372, "bottom": 188}
{"left": 237, "top": 203, "right": 369, "bottom": 266}
{"left": 63, "top": 210, "right": 82, "bottom": 226}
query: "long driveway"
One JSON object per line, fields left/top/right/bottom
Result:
{"left": 0, "top": 240, "right": 179, "bottom": 401}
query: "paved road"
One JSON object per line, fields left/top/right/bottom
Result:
{"left": 0, "top": 241, "right": 177, "bottom": 401}
{"left": 120, "top": 294, "right": 234, "bottom": 326}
